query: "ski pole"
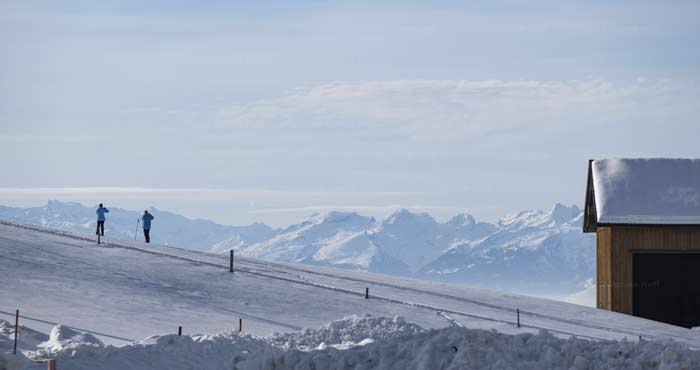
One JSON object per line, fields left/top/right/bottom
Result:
{"left": 134, "top": 218, "right": 140, "bottom": 240}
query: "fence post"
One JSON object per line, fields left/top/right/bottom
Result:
{"left": 238, "top": 318, "right": 242, "bottom": 333}
{"left": 230, "top": 250, "right": 234, "bottom": 273}
{"left": 365, "top": 287, "right": 369, "bottom": 299}
{"left": 13, "top": 309, "right": 19, "bottom": 355}
{"left": 48, "top": 359, "right": 57, "bottom": 370}
{"left": 516, "top": 308, "right": 520, "bottom": 328}
{"left": 178, "top": 326, "right": 182, "bottom": 336}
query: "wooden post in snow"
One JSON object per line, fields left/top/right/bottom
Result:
{"left": 230, "top": 250, "right": 234, "bottom": 273}
{"left": 517, "top": 308, "right": 520, "bottom": 328}
{"left": 13, "top": 309, "right": 18, "bottom": 354}
{"left": 48, "top": 359, "right": 57, "bottom": 370}
{"left": 365, "top": 287, "right": 369, "bottom": 299}
{"left": 178, "top": 326, "right": 182, "bottom": 336}
{"left": 238, "top": 318, "right": 242, "bottom": 333}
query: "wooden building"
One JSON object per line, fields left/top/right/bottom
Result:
{"left": 584, "top": 158, "right": 700, "bottom": 328}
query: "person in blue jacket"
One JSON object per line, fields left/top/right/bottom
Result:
{"left": 96, "top": 203, "right": 109, "bottom": 236}
{"left": 142, "top": 210, "right": 155, "bottom": 243}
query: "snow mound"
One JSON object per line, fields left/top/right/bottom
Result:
{"left": 23, "top": 331, "right": 280, "bottom": 370}
{"left": 267, "top": 314, "right": 424, "bottom": 351}
{"left": 0, "top": 320, "right": 48, "bottom": 353}
{"left": 256, "top": 327, "right": 700, "bottom": 370}
{"left": 0, "top": 320, "right": 44, "bottom": 370}
{"left": 39, "top": 325, "right": 103, "bottom": 353}
{"left": 3, "top": 317, "right": 700, "bottom": 370}
{"left": 26, "top": 325, "right": 109, "bottom": 365}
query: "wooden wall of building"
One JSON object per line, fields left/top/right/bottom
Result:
{"left": 596, "top": 227, "right": 612, "bottom": 310}
{"left": 597, "top": 226, "right": 700, "bottom": 315}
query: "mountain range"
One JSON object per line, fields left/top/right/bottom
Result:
{"left": 0, "top": 200, "right": 594, "bottom": 298}
{"left": 0, "top": 200, "right": 276, "bottom": 251}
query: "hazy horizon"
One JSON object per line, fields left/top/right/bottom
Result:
{"left": 3, "top": 1, "right": 699, "bottom": 227}
{"left": 0, "top": 188, "right": 583, "bottom": 228}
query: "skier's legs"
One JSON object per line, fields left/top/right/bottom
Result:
{"left": 96, "top": 221, "right": 104, "bottom": 235}
{"left": 144, "top": 228, "right": 150, "bottom": 243}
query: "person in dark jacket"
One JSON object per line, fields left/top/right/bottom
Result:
{"left": 95, "top": 203, "right": 109, "bottom": 236}
{"left": 142, "top": 210, "right": 154, "bottom": 243}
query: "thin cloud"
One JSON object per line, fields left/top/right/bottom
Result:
{"left": 0, "top": 187, "right": 422, "bottom": 201}
{"left": 218, "top": 79, "right": 700, "bottom": 142}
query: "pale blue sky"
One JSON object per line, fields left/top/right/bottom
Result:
{"left": 1, "top": 1, "right": 699, "bottom": 226}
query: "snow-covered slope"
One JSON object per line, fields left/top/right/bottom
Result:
{"left": 1, "top": 221, "right": 697, "bottom": 343}
{"left": 1, "top": 222, "right": 699, "bottom": 369}
{"left": 0, "top": 200, "right": 276, "bottom": 252}
{"left": 0, "top": 201, "right": 595, "bottom": 300}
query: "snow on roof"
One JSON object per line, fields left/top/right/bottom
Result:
{"left": 592, "top": 158, "right": 700, "bottom": 224}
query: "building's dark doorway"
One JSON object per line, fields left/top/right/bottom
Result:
{"left": 633, "top": 253, "right": 700, "bottom": 328}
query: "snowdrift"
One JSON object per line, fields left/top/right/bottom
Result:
{"left": 2, "top": 315, "right": 699, "bottom": 370}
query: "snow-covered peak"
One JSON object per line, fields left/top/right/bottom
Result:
{"left": 280, "top": 211, "right": 373, "bottom": 233}
{"left": 550, "top": 203, "right": 581, "bottom": 224}
{"left": 369, "top": 209, "right": 446, "bottom": 272}
{"left": 447, "top": 213, "right": 477, "bottom": 228}
{"left": 498, "top": 210, "right": 544, "bottom": 229}
{"left": 47, "top": 199, "right": 83, "bottom": 208}
{"left": 243, "top": 211, "right": 376, "bottom": 264}
{"left": 283, "top": 211, "right": 375, "bottom": 233}
{"left": 448, "top": 213, "right": 498, "bottom": 243}
{"left": 384, "top": 208, "right": 437, "bottom": 226}
{"left": 499, "top": 203, "right": 582, "bottom": 230}
{"left": 320, "top": 211, "right": 374, "bottom": 225}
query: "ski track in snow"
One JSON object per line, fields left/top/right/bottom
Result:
{"left": 1, "top": 220, "right": 698, "bottom": 348}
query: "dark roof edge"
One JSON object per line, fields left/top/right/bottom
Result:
{"left": 595, "top": 223, "right": 700, "bottom": 228}
{"left": 583, "top": 159, "right": 597, "bottom": 233}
